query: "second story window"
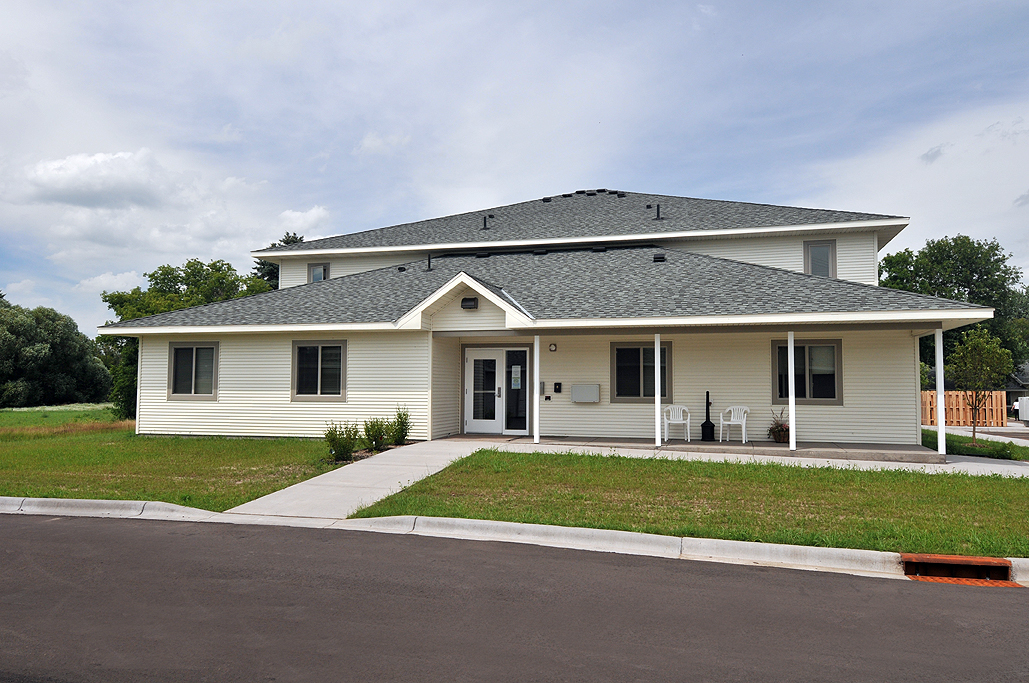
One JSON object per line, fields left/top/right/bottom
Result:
{"left": 804, "top": 240, "right": 836, "bottom": 278}
{"left": 308, "top": 263, "right": 330, "bottom": 283}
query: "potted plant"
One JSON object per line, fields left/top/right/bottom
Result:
{"left": 767, "top": 408, "right": 789, "bottom": 443}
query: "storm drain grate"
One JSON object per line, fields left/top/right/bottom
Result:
{"left": 901, "top": 553, "right": 1020, "bottom": 587}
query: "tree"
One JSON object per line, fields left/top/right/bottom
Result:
{"left": 880, "top": 235, "right": 1029, "bottom": 367}
{"left": 0, "top": 303, "right": 112, "bottom": 407}
{"left": 945, "top": 327, "right": 1013, "bottom": 445}
{"left": 252, "top": 232, "right": 304, "bottom": 290}
{"left": 0, "top": 290, "right": 9, "bottom": 308}
{"left": 100, "top": 259, "right": 272, "bottom": 418}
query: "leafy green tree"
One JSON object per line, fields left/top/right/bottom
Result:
{"left": 252, "top": 232, "right": 304, "bottom": 289}
{"left": 945, "top": 327, "right": 1013, "bottom": 445}
{"left": 880, "top": 235, "right": 1029, "bottom": 366}
{"left": 0, "top": 290, "right": 9, "bottom": 308}
{"left": 0, "top": 303, "right": 112, "bottom": 407}
{"left": 100, "top": 259, "right": 272, "bottom": 418}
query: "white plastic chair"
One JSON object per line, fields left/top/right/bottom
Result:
{"left": 719, "top": 406, "right": 750, "bottom": 443}
{"left": 663, "top": 405, "right": 691, "bottom": 442}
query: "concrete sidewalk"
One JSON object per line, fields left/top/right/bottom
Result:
{"left": 923, "top": 423, "right": 1029, "bottom": 448}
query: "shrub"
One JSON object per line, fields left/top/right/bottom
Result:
{"left": 324, "top": 421, "right": 360, "bottom": 462}
{"left": 363, "top": 417, "right": 390, "bottom": 452}
{"left": 388, "top": 406, "right": 411, "bottom": 446}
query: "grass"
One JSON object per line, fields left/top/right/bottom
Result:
{"left": 353, "top": 449, "right": 1029, "bottom": 557}
{"left": 0, "top": 409, "right": 338, "bottom": 512}
{"left": 0, "top": 405, "right": 118, "bottom": 430}
{"left": 921, "top": 428, "right": 1029, "bottom": 460}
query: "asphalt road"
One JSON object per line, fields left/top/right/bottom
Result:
{"left": 1, "top": 516, "right": 1027, "bottom": 682}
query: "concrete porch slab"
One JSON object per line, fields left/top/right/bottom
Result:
{"left": 456, "top": 435, "right": 944, "bottom": 464}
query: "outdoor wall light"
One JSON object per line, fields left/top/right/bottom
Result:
{"left": 549, "top": 343, "right": 557, "bottom": 352}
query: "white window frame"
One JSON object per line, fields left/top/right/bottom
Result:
{"left": 803, "top": 239, "right": 837, "bottom": 278}
{"left": 771, "top": 339, "right": 843, "bottom": 406}
{"left": 291, "top": 340, "right": 347, "bottom": 402}
{"left": 609, "top": 341, "right": 672, "bottom": 404}
{"left": 167, "top": 342, "right": 219, "bottom": 401}
{"left": 307, "top": 263, "right": 330, "bottom": 283}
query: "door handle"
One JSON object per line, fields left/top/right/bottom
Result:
{"left": 497, "top": 386, "right": 502, "bottom": 398}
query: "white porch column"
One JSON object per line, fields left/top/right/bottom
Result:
{"left": 935, "top": 328, "right": 946, "bottom": 455}
{"left": 788, "top": 331, "right": 797, "bottom": 451}
{"left": 533, "top": 335, "right": 540, "bottom": 444}
{"left": 655, "top": 333, "right": 661, "bottom": 447}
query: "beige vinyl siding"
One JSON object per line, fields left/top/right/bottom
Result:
{"left": 431, "top": 336, "right": 462, "bottom": 438}
{"left": 137, "top": 331, "right": 430, "bottom": 439}
{"left": 429, "top": 286, "right": 507, "bottom": 331}
{"left": 531, "top": 330, "right": 918, "bottom": 444}
{"left": 666, "top": 232, "right": 879, "bottom": 285}
{"left": 277, "top": 253, "right": 427, "bottom": 288}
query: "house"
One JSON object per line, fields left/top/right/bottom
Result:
{"left": 99, "top": 189, "right": 991, "bottom": 449}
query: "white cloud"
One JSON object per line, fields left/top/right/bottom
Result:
{"left": 279, "top": 205, "right": 329, "bottom": 234}
{"left": 352, "top": 132, "right": 411, "bottom": 157}
{"left": 22, "top": 148, "right": 186, "bottom": 208}
{"left": 73, "top": 271, "right": 143, "bottom": 293}
{"left": 794, "top": 101, "right": 1029, "bottom": 275}
{"left": 5, "top": 278, "right": 34, "bottom": 294}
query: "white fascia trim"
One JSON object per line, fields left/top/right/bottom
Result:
{"left": 251, "top": 218, "right": 910, "bottom": 258}
{"left": 97, "top": 322, "right": 397, "bottom": 336}
{"left": 511, "top": 308, "right": 992, "bottom": 330}
{"left": 393, "top": 272, "right": 532, "bottom": 330}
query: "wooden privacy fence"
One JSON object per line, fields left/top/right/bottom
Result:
{"left": 921, "top": 391, "right": 1007, "bottom": 427}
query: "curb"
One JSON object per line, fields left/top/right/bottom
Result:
{"left": 4, "top": 497, "right": 1026, "bottom": 585}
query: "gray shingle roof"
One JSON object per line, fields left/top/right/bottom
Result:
{"left": 105, "top": 246, "right": 983, "bottom": 330}
{"left": 255, "top": 190, "right": 901, "bottom": 253}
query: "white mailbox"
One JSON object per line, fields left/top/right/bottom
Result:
{"left": 570, "top": 384, "right": 601, "bottom": 403}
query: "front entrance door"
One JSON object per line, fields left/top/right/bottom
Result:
{"left": 464, "top": 348, "right": 529, "bottom": 435}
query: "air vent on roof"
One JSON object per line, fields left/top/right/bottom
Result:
{"left": 481, "top": 214, "right": 495, "bottom": 230}
{"left": 586, "top": 192, "right": 596, "bottom": 196}
{"left": 617, "top": 192, "right": 626, "bottom": 198}
{"left": 653, "top": 253, "right": 666, "bottom": 263}
{"left": 397, "top": 266, "right": 406, "bottom": 272}
{"left": 575, "top": 190, "right": 586, "bottom": 194}
{"left": 597, "top": 188, "right": 608, "bottom": 193}
{"left": 646, "top": 204, "right": 663, "bottom": 219}
{"left": 591, "top": 246, "right": 607, "bottom": 252}
{"left": 533, "top": 249, "right": 547, "bottom": 255}
{"left": 562, "top": 193, "right": 573, "bottom": 198}
{"left": 542, "top": 197, "right": 552, "bottom": 202}
{"left": 476, "top": 252, "right": 490, "bottom": 258}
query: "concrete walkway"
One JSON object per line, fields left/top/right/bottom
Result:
{"left": 924, "top": 423, "right": 1029, "bottom": 448}
{"left": 225, "top": 437, "right": 1029, "bottom": 522}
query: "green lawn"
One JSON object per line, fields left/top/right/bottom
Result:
{"left": 0, "top": 404, "right": 118, "bottom": 429}
{"left": 921, "top": 428, "right": 1029, "bottom": 460}
{"left": 1, "top": 412, "right": 336, "bottom": 512}
{"left": 353, "top": 449, "right": 1029, "bottom": 557}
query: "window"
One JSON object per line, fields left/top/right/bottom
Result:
{"left": 292, "top": 341, "right": 346, "bottom": 401}
{"left": 610, "top": 342, "right": 671, "bottom": 403}
{"left": 804, "top": 240, "right": 836, "bottom": 278}
{"left": 168, "top": 342, "right": 218, "bottom": 400}
{"left": 308, "top": 263, "right": 330, "bottom": 283}
{"left": 771, "top": 339, "right": 842, "bottom": 405}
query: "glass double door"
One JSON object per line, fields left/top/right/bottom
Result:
{"left": 464, "top": 348, "right": 528, "bottom": 435}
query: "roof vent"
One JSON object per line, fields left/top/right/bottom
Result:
{"left": 646, "top": 204, "right": 663, "bottom": 219}
{"left": 476, "top": 252, "right": 490, "bottom": 258}
{"left": 542, "top": 197, "right": 552, "bottom": 202}
{"left": 653, "top": 253, "right": 666, "bottom": 263}
{"left": 562, "top": 193, "right": 573, "bottom": 198}
{"left": 575, "top": 190, "right": 586, "bottom": 194}
{"left": 461, "top": 297, "right": 479, "bottom": 310}
{"left": 586, "top": 192, "right": 596, "bottom": 196}
{"left": 397, "top": 266, "right": 406, "bottom": 272}
{"left": 617, "top": 192, "right": 626, "bottom": 198}
{"left": 481, "top": 213, "right": 495, "bottom": 230}
{"left": 591, "top": 246, "right": 607, "bottom": 252}
{"left": 533, "top": 249, "right": 547, "bottom": 255}
{"left": 597, "top": 188, "right": 608, "bottom": 193}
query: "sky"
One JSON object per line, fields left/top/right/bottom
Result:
{"left": 1, "top": 0, "right": 1027, "bottom": 336}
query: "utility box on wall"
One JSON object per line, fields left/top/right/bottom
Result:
{"left": 570, "top": 384, "right": 600, "bottom": 403}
